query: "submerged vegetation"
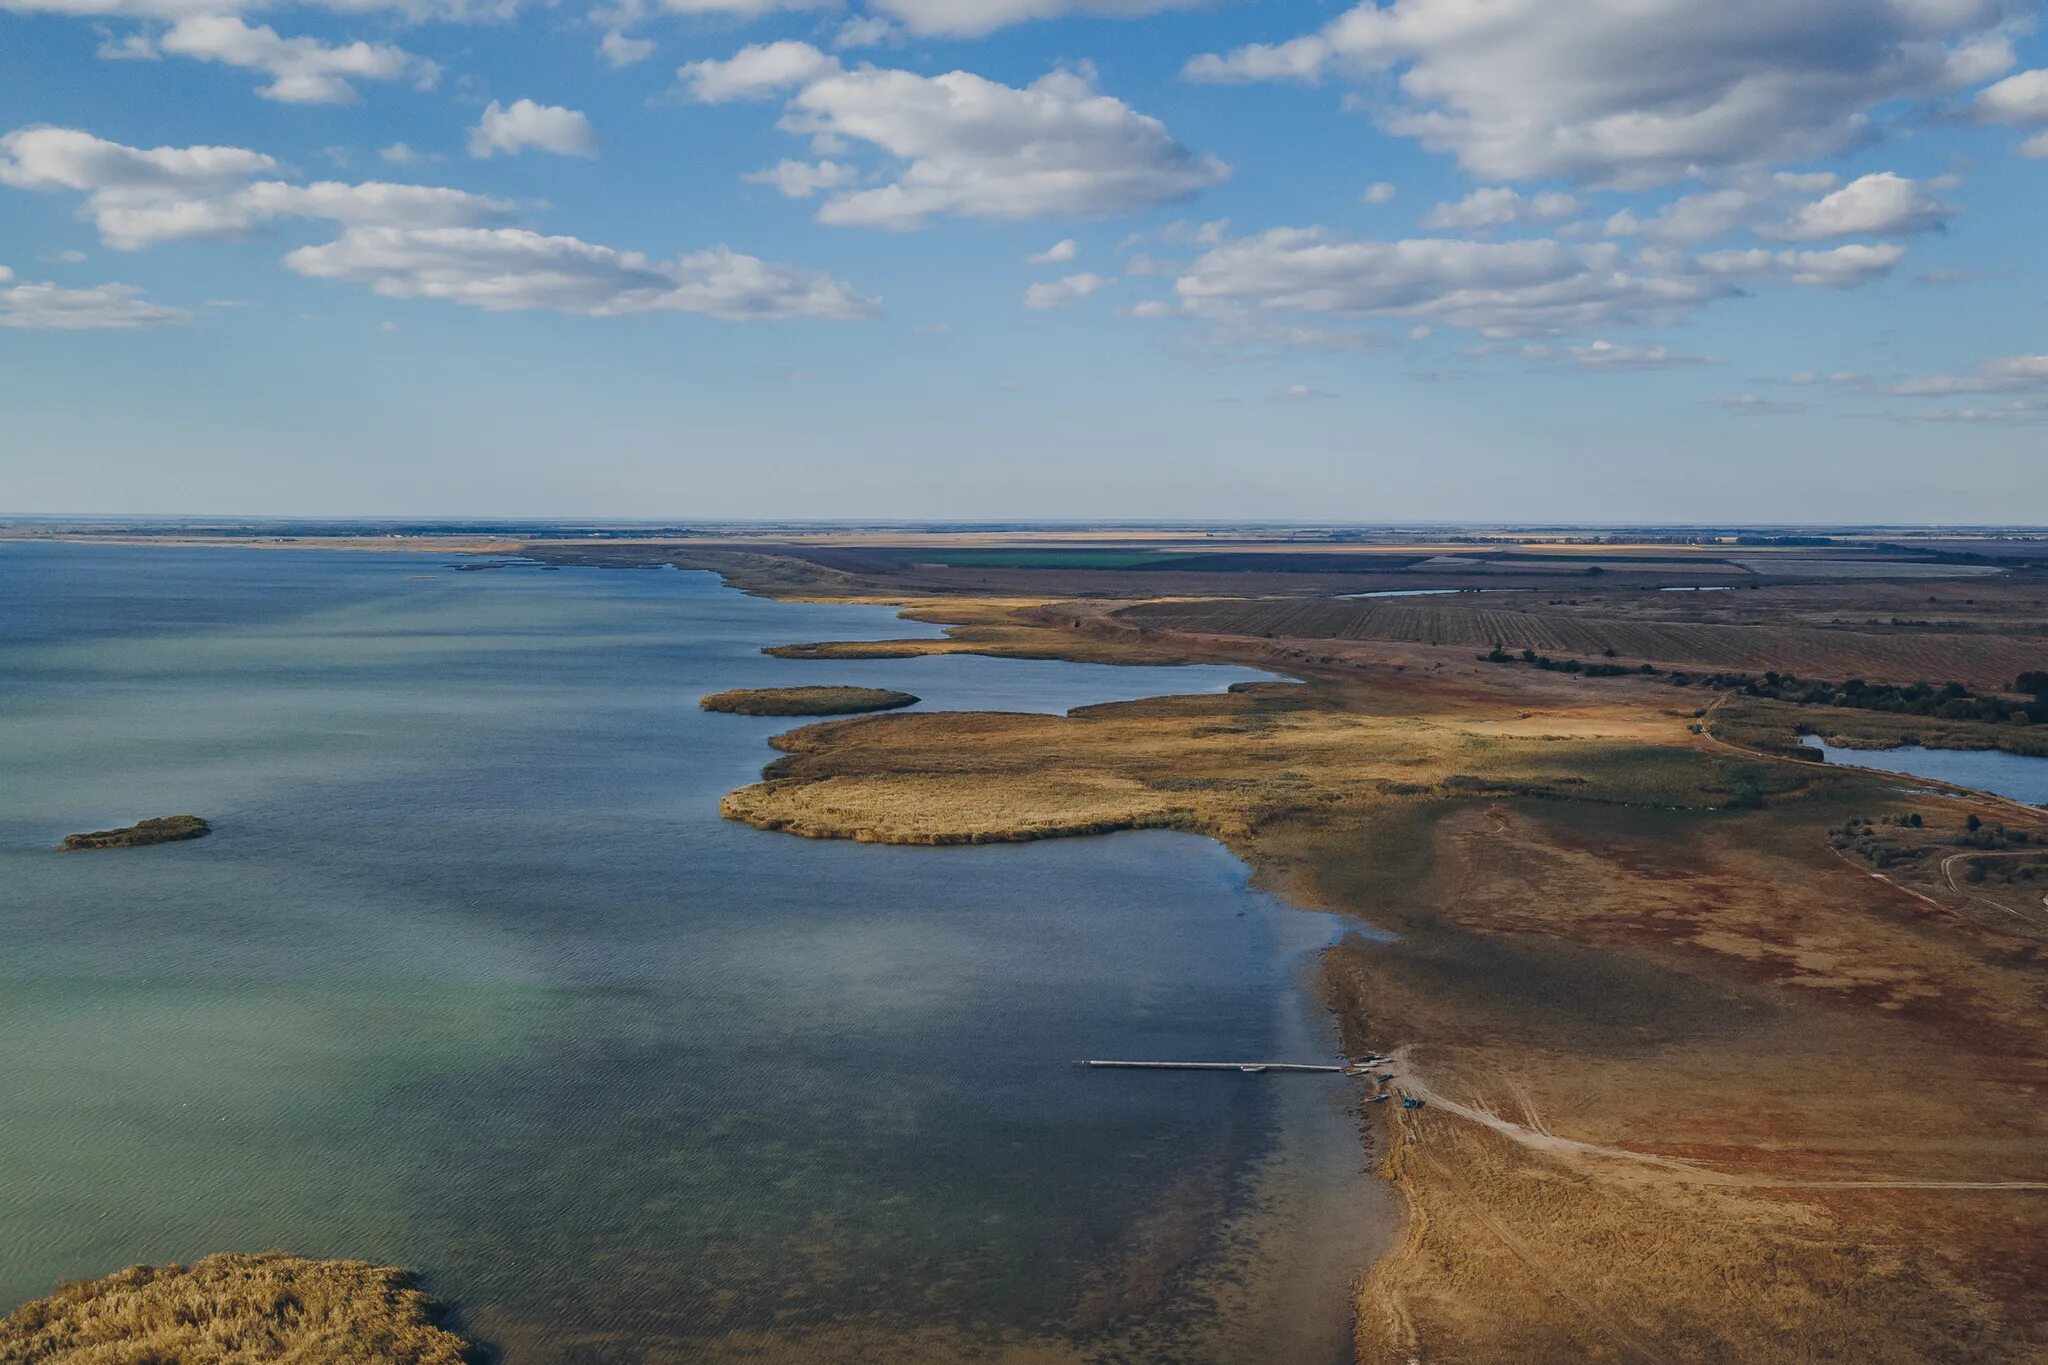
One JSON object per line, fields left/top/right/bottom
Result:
{"left": 699, "top": 686, "right": 918, "bottom": 716}
{"left": 61, "top": 814, "right": 209, "bottom": 851}
{"left": 0, "top": 1253, "right": 484, "bottom": 1364}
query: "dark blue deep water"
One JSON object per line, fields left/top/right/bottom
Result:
{"left": 0, "top": 543, "right": 1385, "bottom": 1363}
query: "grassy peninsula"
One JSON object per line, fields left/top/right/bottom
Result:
{"left": 61, "top": 814, "right": 210, "bottom": 851}
{"left": 699, "top": 685, "right": 918, "bottom": 716}
{"left": 617, "top": 535, "right": 2048, "bottom": 1364}
{"left": 0, "top": 1252, "right": 484, "bottom": 1364}
{"left": 723, "top": 642, "right": 2048, "bottom": 1361}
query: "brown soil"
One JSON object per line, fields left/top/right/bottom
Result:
{"left": 1119, "top": 592, "right": 2048, "bottom": 691}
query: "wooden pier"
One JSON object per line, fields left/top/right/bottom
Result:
{"left": 1081, "top": 1059, "right": 1363, "bottom": 1075}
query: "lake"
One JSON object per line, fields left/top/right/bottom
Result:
{"left": 1801, "top": 735, "right": 2048, "bottom": 806}
{"left": 0, "top": 541, "right": 1391, "bottom": 1363}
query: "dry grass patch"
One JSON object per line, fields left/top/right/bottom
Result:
{"left": 1357, "top": 1117, "right": 2017, "bottom": 1365}
{"left": 1319, "top": 797, "right": 2048, "bottom": 1363}
{"left": 720, "top": 681, "right": 1807, "bottom": 847}
{"left": 764, "top": 599, "right": 1199, "bottom": 667}
{"left": 0, "top": 1253, "right": 483, "bottom": 1364}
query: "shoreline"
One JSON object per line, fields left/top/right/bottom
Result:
{"left": 4, "top": 543, "right": 1392, "bottom": 1362}
{"left": 551, "top": 548, "right": 1406, "bottom": 1355}
{"left": 676, "top": 548, "right": 2048, "bottom": 1362}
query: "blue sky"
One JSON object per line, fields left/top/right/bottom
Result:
{"left": 2, "top": 0, "right": 2045, "bottom": 521}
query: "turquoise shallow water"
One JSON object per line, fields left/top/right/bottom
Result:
{"left": 0, "top": 543, "right": 1382, "bottom": 1362}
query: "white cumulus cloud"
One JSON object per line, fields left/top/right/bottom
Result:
{"left": 832, "top": 15, "right": 897, "bottom": 48}
{"left": 1887, "top": 354, "right": 2048, "bottom": 396}
{"left": 1604, "top": 170, "right": 1952, "bottom": 244}
{"left": 1027, "top": 237, "right": 1078, "bottom": 265}
{"left": 1974, "top": 67, "right": 2048, "bottom": 123}
{"left": 147, "top": 15, "right": 436, "bottom": 105}
{"left": 1604, "top": 187, "right": 1772, "bottom": 244}
{"left": 1762, "top": 172, "right": 1956, "bottom": 240}
{"left": 0, "top": 264, "right": 188, "bottom": 328}
{"left": 1174, "top": 229, "right": 1736, "bottom": 336}
{"left": 1704, "top": 394, "right": 1808, "bottom": 415}
{"left": 1972, "top": 68, "right": 2048, "bottom": 155}
{"left": 599, "top": 31, "right": 656, "bottom": 67}
{"left": 870, "top": 0, "right": 1197, "bottom": 36}
{"left": 468, "top": 99, "right": 597, "bottom": 158}
{"left": 625, "top": 0, "right": 1206, "bottom": 32}
{"left": 1022, "top": 271, "right": 1111, "bottom": 308}
{"left": 1509, "top": 339, "right": 1713, "bottom": 371}
{"left": 1171, "top": 222, "right": 1912, "bottom": 339}
{"left": 650, "top": 0, "right": 836, "bottom": 15}
{"left": 1696, "top": 242, "right": 1906, "bottom": 289}
{"left": 285, "top": 227, "right": 878, "bottom": 319}
{"left": 1880, "top": 399, "right": 2048, "bottom": 425}
{"left": 0, "top": 124, "right": 277, "bottom": 196}
{"left": 1, "top": 125, "right": 876, "bottom": 323}
{"left": 1423, "top": 186, "right": 1576, "bottom": 230}
{"left": 743, "top": 158, "right": 859, "bottom": 198}
{"left": 1186, "top": 0, "right": 2018, "bottom": 187}
{"left": 780, "top": 63, "right": 1229, "bottom": 229}
{"left": 2, "top": 0, "right": 508, "bottom": 20}
{"left": 678, "top": 41, "right": 839, "bottom": 102}
{"left": 1, "top": 127, "right": 517, "bottom": 247}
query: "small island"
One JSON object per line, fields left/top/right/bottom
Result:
{"left": 699, "top": 686, "right": 919, "bottom": 717}
{"left": 61, "top": 814, "right": 211, "bottom": 851}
